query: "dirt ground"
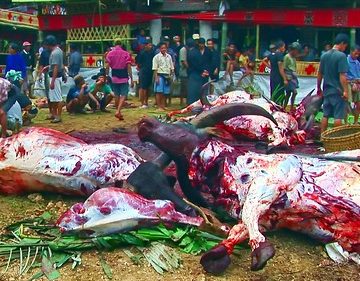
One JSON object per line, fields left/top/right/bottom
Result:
{"left": 0, "top": 96, "right": 359, "bottom": 281}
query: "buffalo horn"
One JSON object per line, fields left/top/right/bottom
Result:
{"left": 190, "top": 103, "right": 278, "bottom": 129}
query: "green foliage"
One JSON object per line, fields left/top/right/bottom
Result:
{"left": 0, "top": 214, "right": 225, "bottom": 279}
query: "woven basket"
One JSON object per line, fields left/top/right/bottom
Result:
{"left": 321, "top": 124, "right": 360, "bottom": 152}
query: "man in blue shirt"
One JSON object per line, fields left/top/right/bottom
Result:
{"left": 317, "top": 33, "right": 349, "bottom": 133}
{"left": 5, "top": 43, "right": 26, "bottom": 83}
{"left": 66, "top": 75, "right": 96, "bottom": 114}
{"left": 347, "top": 45, "right": 360, "bottom": 124}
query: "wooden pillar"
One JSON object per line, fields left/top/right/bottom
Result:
{"left": 220, "top": 22, "right": 228, "bottom": 70}
{"left": 350, "top": 0, "right": 357, "bottom": 47}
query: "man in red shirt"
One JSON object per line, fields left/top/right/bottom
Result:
{"left": 106, "top": 38, "right": 134, "bottom": 121}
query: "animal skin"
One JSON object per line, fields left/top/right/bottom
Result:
{"left": 0, "top": 127, "right": 142, "bottom": 196}
{"left": 138, "top": 117, "right": 360, "bottom": 273}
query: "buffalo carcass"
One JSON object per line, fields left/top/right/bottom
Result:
{"left": 168, "top": 90, "right": 322, "bottom": 148}
{"left": 138, "top": 107, "right": 360, "bottom": 274}
{"left": 57, "top": 187, "right": 203, "bottom": 236}
{"left": 0, "top": 127, "right": 141, "bottom": 196}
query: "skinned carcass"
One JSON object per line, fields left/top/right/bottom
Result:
{"left": 138, "top": 112, "right": 360, "bottom": 274}
{"left": 168, "top": 90, "right": 321, "bottom": 148}
{"left": 0, "top": 127, "right": 142, "bottom": 196}
{"left": 57, "top": 187, "right": 203, "bottom": 236}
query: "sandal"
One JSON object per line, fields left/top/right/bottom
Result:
{"left": 45, "top": 115, "right": 55, "bottom": 120}
{"left": 115, "top": 113, "right": 124, "bottom": 121}
{"left": 51, "top": 118, "right": 62, "bottom": 123}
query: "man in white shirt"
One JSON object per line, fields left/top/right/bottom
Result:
{"left": 152, "top": 42, "right": 174, "bottom": 110}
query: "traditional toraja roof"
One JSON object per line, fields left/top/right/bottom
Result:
{"left": 0, "top": 9, "right": 38, "bottom": 29}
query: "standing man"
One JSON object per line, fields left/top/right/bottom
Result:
{"left": 152, "top": 42, "right": 174, "bottom": 110}
{"left": 346, "top": 45, "right": 360, "bottom": 124}
{"left": 178, "top": 39, "right": 194, "bottom": 106}
{"left": 317, "top": 33, "right": 349, "bottom": 133}
{"left": 262, "top": 40, "right": 287, "bottom": 102}
{"left": 206, "top": 38, "right": 220, "bottom": 81}
{"left": 68, "top": 44, "right": 83, "bottom": 78}
{"left": 106, "top": 38, "right": 133, "bottom": 121}
{"left": 136, "top": 39, "right": 154, "bottom": 108}
{"left": 46, "top": 35, "right": 64, "bottom": 123}
{"left": 187, "top": 37, "right": 211, "bottom": 105}
{"left": 21, "top": 41, "right": 35, "bottom": 97}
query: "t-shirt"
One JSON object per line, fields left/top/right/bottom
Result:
{"left": 152, "top": 52, "right": 174, "bottom": 75}
{"left": 89, "top": 83, "right": 112, "bottom": 100}
{"left": 268, "top": 51, "right": 284, "bottom": 81}
{"left": 106, "top": 45, "right": 131, "bottom": 84}
{"left": 283, "top": 54, "right": 297, "bottom": 72}
{"left": 49, "top": 47, "right": 64, "bottom": 75}
{"left": 39, "top": 49, "right": 51, "bottom": 67}
{"left": 69, "top": 51, "right": 83, "bottom": 77}
{"left": 319, "top": 49, "right": 349, "bottom": 96}
{"left": 136, "top": 49, "right": 154, "bottom": 73}
{"left": 7, "top": 101, "right": 23, "bottom": 127}
{"left": 66, "top": 85, "right": 89, "bottom": 103}
{"left": 238, "top": 54, "right": 249, "bottom": 69}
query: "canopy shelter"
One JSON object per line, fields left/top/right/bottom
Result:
{"left": 163, "top": 9, "right": 360, "bottom": 28}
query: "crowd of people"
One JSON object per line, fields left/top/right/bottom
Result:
{"left": 262, "top": 33, "right": 360, "bottom": 134}
{"left": 1, "top": 30, "right": 360, "bottom": 138}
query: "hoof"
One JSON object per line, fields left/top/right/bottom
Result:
{"left": 250, "top": 240, "right": 275, "bottom": 271}
{"left": 200, "top": 245, "right": 231, "bottom": 275}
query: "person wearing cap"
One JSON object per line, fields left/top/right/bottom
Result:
{"left": 317, "top": 33, "right": 349, "bottom": 133}
{"left": 283, "top": 42, "right": 301, "bottom": 111}
{"left": 88, "top": 68, "right": 114, "bottom": 112}
{"left": 21, "top": 41, "right": 35, "bottom": 98}
{"left": 136, "top": 39, "right": 155, "bottom": 108}
{"left": 152, "top": 42, "right": 174, "bottom": 110}
{"left": 45, "top": 35, "right": 64, "bottom": 123}
{"left": 187, "top": 37, "right": 211, "bottom": 105}
{"left": 5, "top": 43, "right": 26, "bottom": 85}
{"left": 105, "top": 38, "right": 133, "bottom": 120}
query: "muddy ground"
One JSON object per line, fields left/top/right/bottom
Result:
{"left": 0, "top": 97, "right": 359, "bottom": 281}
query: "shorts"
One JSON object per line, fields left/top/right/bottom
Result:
{"left": 139, "top": 70, "right": 153, "bottom": 89}
{"left": 154, "top": 75, "right": 171, "bottom": 95}
{"left": 323, "top": 94, "right": 347, "bottom": 119}
{"left": 48, "top": 77, "right": 63, "bottom": 102}
{"left": 112, "top": 83, "right": 129, "bottom": 97}
{"left": 348, "top": 84, "right": 360, "bottom": 103}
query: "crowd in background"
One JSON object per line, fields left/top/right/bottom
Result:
{"left": 1, "top": 29, "right": 360, "bottom": 138}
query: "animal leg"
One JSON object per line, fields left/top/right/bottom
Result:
{"left": 200, "top": 223, "right": 248, "bottom": 275}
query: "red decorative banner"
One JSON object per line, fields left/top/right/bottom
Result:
{"left": 0, "top": 8, "right": 38, "bottom": 29}
{"left": 164, "top": 9, "right": 360, "bottom": 28}
{"left": 39, "top": 11, "right": 160, "bottom": 30}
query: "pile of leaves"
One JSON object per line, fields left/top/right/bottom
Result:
{"left": 0, "top": 211, "right": 225, "bottom": 280}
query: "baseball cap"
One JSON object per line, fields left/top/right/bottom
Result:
{"left": 192, "top": 34, "right": 200, "bottom": 40}
{"left": 269, "top": 44, "right": 276, "bottom": 49}
{"left": 91, "top": 68, "right": 107, "bottom": 80}
{"left": 334, "top": 33, "right": 350, "bottom": 45}
{"left": 44, "top": 35, "right": 57, "bottom": 46}
{"left": 23, "top": 41, "right": 31, "bottom": 47}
